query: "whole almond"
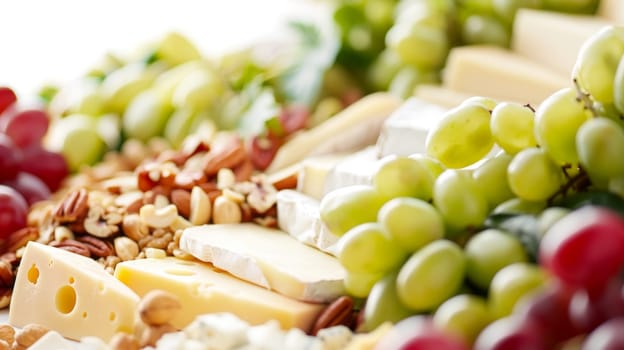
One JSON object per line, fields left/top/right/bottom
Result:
{"left": 139, "top": 290, "right": 181, "bottom": 326}
{"left": 170, "top": 189, "right": 191, "bottom": 219}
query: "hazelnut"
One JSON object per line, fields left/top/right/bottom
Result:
{"left": 140, "top": 323, "right": 177, "bottom": 348}
{"left": 139, "top": 290, "right": 181, "bottom": 326}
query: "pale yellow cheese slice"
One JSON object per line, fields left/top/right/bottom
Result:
{"left": 512, "top": 9, "right": 611, "bottom": 76}
{"left": 443, "top": 45, "right": 570, "bottom": 106}
{"left": 9, "top": 242, "right": 140, "bottom": 342}
{"left": 413, "top": 85, "right": 474, "bottom": 109}
{"left": 297, "top": 154, "right": 347, "bottom": 200}
{"left": 179, "top": 223, "right": 346, "bottom": 303}
{"left": 114, "top": 257, "right": 325, "bottom": 332}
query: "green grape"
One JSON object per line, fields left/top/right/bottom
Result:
{"left": 493, "top": 0, "right": 542, "bottom": 24}
{"left": 489, "top": 262, "right": 549, "bottom": 319}
{"left": 433, "top": 294, "right": 492, "bottom": 345}
{"left": 361, "top": 273, "right": 414, "bottom": 332}
{"left": 460, "top": 96, "right": 498, "bottom": 111}
{"left": 100, "top": 62, "right": 162, "bottom": 114}
{"left": 465, "top": 229, "right": 529, "bottom": 291}
{"left": 614, "top": 55, "right": 624, "bottom": 115}
{"left": 46, "top": 114, "right": 107, "bottom": 172}
{"left": 337, "top": 223, "right": 407, "bottom": 274}
{"left": 364, "top": 0, "right": 396, "bottom": 31}
{"left": 534, "top": 88, "right": 591, "bottom": 165}
{"left": 396, "top": 240, "right": 466, "bottom": 311}
{"left": 373, "top": 155, "right": 435, "bottom": 200}
{"left": 344, "top": 270, "right": 385, "bottom": 298}
{"left": 473, "top": 153, "right": 514, "bottom": 208}
{"left": 461, "top": 14, "right": 510, "bottom": 47}
{"left": 609, "top": 176, "right": 624, "bottom": 198}
{"left": 378, "top": 197, "right": 444, "bottom": 253}
{"left": 171, "top": 69, "right": 225, "bottom": 112}
{"left": 164, "top": 107, "right": 207, "bottom": 148}
{"left": 367, "top": 49, "right": 404, "bottom": 91}
{"left": 389, "top": 66, "right": 439, "bottom": 99}
{"left": 508, "top": 147, "right": 564, "bottom": 201}
{"left": 543, "top": 0, "right": 598, "bottom": 13}
{"left": 408, "top": 153, "right": 446, "bottom": 179}
{"left": 155, "top": 32, "right": 202, "bottom": 67}
{"left": 577, "top": 117, "right": 624, "bottom": 182}
{"left": 319, "top": 185, "right": 387, "bottom": 236}
{"left": 490, "top": 102, "right": 537, "bottom": 154}
{"left": 492, "top": 197, "right": 546, "bottom": 215}
{"left": 459, "top": 0, "right": 496, "bottom": 12}
{"left": 536, "top": 207, "right": 570, "bottom": 239}
{"left": 573, "top": 26, "right": 624, "bottom": 104}
{"left": 426, "top": 104, "right": 494, "bottom": 168}
{"left": 386, "top": 22, "right": 449, "bottom": 69}
{"left": 152, "top": 60, "right": 210, "bottom": 106}
{"left": 433, "top": 169, "right": 489, "bottom": 234}
{"left": 123, "top": 90, "right": 173, "bottom": 143}
{"left": 394, "top": 1, "right": 448, "bottom": 30}
{"left": 96, "top": 113, "right": 122, "bottom": 150}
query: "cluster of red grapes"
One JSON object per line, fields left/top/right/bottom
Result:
{"left": 0, "top": 87, "right": 68, "bottom": 240}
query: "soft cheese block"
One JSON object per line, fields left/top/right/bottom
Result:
{"left": 323, "top": 146, "right": 379, "bottom": 194}
{"left": 443, "top": 45, "right": 569, "bottom": 106}
{"left": 512, "top": 9, "right": 611, "bottom": 76}
{"left": 414, "top": 85, "right": 474, "bottom": 109}
{"left": 277, "top": 190, "right": 340, "bottom": 256}
{"left": 297, "top": 154, "right": 347, "bottom": 200}
{"left": 9, "top": 242, "right": 140, "bottom": 342}
{"left": 180, "top": 223, "right": 346, "bottom": 303}
{"left": 114, "top": 257, "right": 325, "bottom": 332}
{"left": 376, "top": 97, "right": 448, "bottom": 158}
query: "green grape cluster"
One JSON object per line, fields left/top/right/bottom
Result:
{"left": 320, "top": 23, "right": 624, "bottom": 346}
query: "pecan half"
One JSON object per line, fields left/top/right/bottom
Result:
{"left": 76, "top": 235, "right": 113, "bottom": 258}
{"left": 83, "top": 206, "right": 119, "bottom": 238}
{"left": 6, "top": 227, "right": 39, "bottom": 253}
{"left": 53, "top": 188, "right": 89, "bottom": 223}
{"left": 310, "top": 296, "right": 355, "bottom": 336}
{"left": 50, "top": 240, "right": 91, "bottom": 257}
{"left": 0, "top": 261, "right": 14, "bottom": 288}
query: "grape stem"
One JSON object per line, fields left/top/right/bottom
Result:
{"left": 573, "top": 78, "right": 599, "bottom": 118}
{"left": 547, "top": 166, "right": 590, "bottom": 205}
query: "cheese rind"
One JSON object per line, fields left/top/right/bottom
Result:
{"left": 277, "top": 190, "right": 340, "bottom": 255}
{"left": 9, "top": 242, "right": 140, "bottom": 342}
{"left": 114, "top": 257, "right": 325, "bottom": 331}
{"left": 443, "top": 45, "right": 569, "bottom": 106}
{"left": 180, "top": 223, "right": 345, "bottom": 303}
{"left": 512, "top": 9, "right": 611, "bottom": 76}
{"left": 376, "top": 97, "right": 448, "bottom": 158}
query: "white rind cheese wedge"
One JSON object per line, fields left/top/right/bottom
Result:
{"left": 376, "top": 97, "right": 448, "bottom": 158}
{"left": 324, "top": 146, "right": 378, "bottom": 194}
{"left": 180, "top": 223, "right": 345, "bottom": 303}
{"left": 297, "top": 154, "right": 347, "bottom": 200}
{"left": 9, "top": 242, "right": 140, "bottom": 342}
{"left": 599, "top": 0, "right": 624, "bottom": 24}
{"left": 414, "top": 85, "right": 474, "bottom": 108}
{"left": 277, "top": 190, "right": 340, "bottom": 256}
{"left": 267, "top": 93, "right": 402, "bottom": 173}
{"left": 443, "top": 45, "right": 569, "bottom": 106}
{"left": 114, "top": 257, "right": 325, "bottom": 332}
{"left": 512, "top": 9, "right": 611, "bottom": 76}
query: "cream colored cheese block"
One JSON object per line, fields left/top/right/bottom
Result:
{"left": 267, "top": 92, "right": 402, "bottom": 173}
{"left": 414, "top": 85, "right": 474, "bottom": 108}
{"left": 179, "top": 223, "right": 345, "bottom": 303}
{"left": 277, "top": 190, "right": 340, "bottom": 256}
{"left": 9, "top": 242, "right": 140, "bottom": 342}
{"left": 324, "top": 146, "right": 378, "bottom": 194}
{"left": 512, "top": 9, "right": 611, "bottom": 76}
{"left": 443, "top": 45, "right": 569, "bottom": 106}
{"left": 114, "top": 257, "right": 325, "bottom": 332}
{"left": 376, "top": 97, "right": 448, "bottom": 158}
{"left": 599, "top": 0, "right": 624, "bottom": 24}
{"left": 297, "top": 154, "right": 347, "bottom": 200}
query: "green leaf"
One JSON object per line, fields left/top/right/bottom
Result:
{"left": 274, "top": 19, "right": 340, "bottom": 107}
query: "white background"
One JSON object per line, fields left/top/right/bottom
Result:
{"left": 0, "top": 0, "right": 318, "bottom": 97}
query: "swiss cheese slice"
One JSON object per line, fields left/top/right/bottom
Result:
{"left": 512, "top": 9, "right": 611, "bottom": 76}
{"left": 443, "top": 45, "right": 569, "bottom": 106}
{"left": 180, "top": 223, "right": 345, "bottom": 303}
{"left": 277, "top": 189, "right": 340, "bottom": 255}
{"left": 9, "top": 242, "right": 140, "bottom": 342}
{"left": 114, "top": 257, "right": 325, "bottom": 332}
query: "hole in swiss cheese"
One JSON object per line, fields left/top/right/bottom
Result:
{"left": 27, "top": 264, "right": 39, "bottom": 284}
{"left": 56, "top": 285, "right": 76, "bottom": 314}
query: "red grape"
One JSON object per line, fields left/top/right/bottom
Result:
{"left": 569, "top": 278, "right": 624, "bottom": 333}
{"left": 2, "top": 172, "right": 51, "bottom": 206}
{"left": 21, "top": 146, "right": 69, "bottom": 192}
{"left": 375, "top": 316, "right": 469, "bottom": 350}
{"left": 0, "top": 134, "right": 21, "bottom": 181}
{"left": 1, "top": 109, "right": 50, "bottom": 149}
{"left": 473, "top": 316, "right": 548, "bottom": 350}
{"left": 539, "top": 206, "right": 624, "bottom": 291}
{"left": 0, "top": 87, "right": 17, "bottom": 116}
{"left": 582, "top": 318, "right": 624, "bottom": 350}
{"left": 0, "top": 185, "right": 28, "bottom": 239}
